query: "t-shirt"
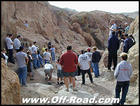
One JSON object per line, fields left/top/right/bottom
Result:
{"left": 109, "top": 23, "right": 117, "bottom": 35}
{"left": 31, "top": 45, "right": 37, "bottom": 54}
{"left": 44, "top": 63, "right": 54, "bottom": 70}
{"left": 56, "top": 63, "right": 62, "bottom": 70}
{"left": 6, "top": 37, "right": 13, "bottom": 49}
{"left": 85, "top": 52, "right": 92, "bottom": 61}
{"left": 43, "top": 51, "right": 51, "bottom": 60}
{"left": 16, "top": 51, "right": 27, "bottom": 68}
{"left": 1, "top": 53, "right": 8, "bottom": 65}
{"left": 24, "top": 23, "right": 29, "bottom": 28}
{"left": 78, "top": 54, "right": 90, "bottom": 70}
{"left": 50, "top": 47, "right": 55, "bottom": 53}
{"left": 60, "top": 50, "right": 78, "bottom": 72}
{"left": 14, "top": 38, "right": 21, "bottom": 50}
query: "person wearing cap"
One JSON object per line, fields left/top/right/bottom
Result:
{"left": 108, "top": 31, "right": 120, "bottom": 71}
{"left": 14, "top": 35, "right": 21, "bottom": 52}
{"left": 124, "top": 22, "right": 130, "bottom": 34}
{"left": 16, "top": 46, "right": 28, "bottom": 87}
{"left": 114, "top": 52, "right": 132, "bottom": 105}
{"left": 109, "top": 19, "right": 117, "bottom": 36}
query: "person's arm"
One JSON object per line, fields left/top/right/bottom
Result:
{"left": 59, "top": 55, "right": 63, "bottom": 68}
{"left": 114, "top": 64, "right": 120, "bottom": 78}
{"left": 129, "top": 64, "right": 133, "bottom": 77}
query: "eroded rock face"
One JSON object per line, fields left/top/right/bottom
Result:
{"left": 1, "top": 59, "right": 21, "bottom": 104}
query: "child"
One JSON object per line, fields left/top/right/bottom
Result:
{"left": 27, "top": 50, "right": 34, "bottom": 80}
{"left": 56, "top": 58, "right": 64, "bottom": 85}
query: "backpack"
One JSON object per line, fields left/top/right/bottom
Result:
{"left": 128, "top": 35, "right": 136, "bottom": 49}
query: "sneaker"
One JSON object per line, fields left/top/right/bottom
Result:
{"left": 73, "top": 88, "right": 78, "bottom": 91}
{"left": 65, "top": 88, "right": 69, "bottom": 92}
{"left": 22, "top": 85, "right": 28, "bottom": 87}
{"left": 60, "top": 82, "right": 64, "bottom": 85}
{"left": 57, "top": 82, "right": 60, "bottom": 85}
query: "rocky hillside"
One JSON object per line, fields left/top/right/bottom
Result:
{"left": 1, "top": 1, "right": 133, "bottom": 54}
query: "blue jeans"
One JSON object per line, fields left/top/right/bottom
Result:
{"left": 51, "top": 52, "right": 55, "bottom": 61}
{"left": 17, "top": 66, "right": 27, "bottom": 85}
{"left": 115, "top": 81, "right": 130, "bottom": 105}
{"left": 8, "top": 49, "right": 15, "bottom": 64}
{"left": 92, "top": 62, "right": 100, "bottom": 77}
{"left": 32, "top": 53, "right": 38, "bottom": 69}
{"left": 44, "top": 60, "right": 50, "bottom": 64}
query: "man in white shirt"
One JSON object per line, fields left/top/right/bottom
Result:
{"left": 5, "top": 34, "right": 15, "bottom": 64}
{"left": 43, "top": 48, "right": 51, "bottom": 64}
{"left": 31, "top": 41, "right": 38, "bottom": 69}
{"left": 14, "top": 35, "right": 21, "bottom": 52}
{"left": 109, "top": 19, "right": 117, "bottom": 36}
{"left": 78, "top": 50, "right": 93, "bottom": 85}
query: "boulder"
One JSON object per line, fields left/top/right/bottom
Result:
{"left": 1, "top": 59, "right": 21, "bottom": 104}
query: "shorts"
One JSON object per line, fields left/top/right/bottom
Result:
{"left": 62, "top": 71, "right": 75, "bottom": 77}
{"left": 44, "top": 69, "right": 52, "bottom": 77}
{"left": 57, "top": 70, "right": 63, "bottom": 78}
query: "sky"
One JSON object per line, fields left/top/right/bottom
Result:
{"left": 49, "top": 1, "right": 139, "bottom": 13}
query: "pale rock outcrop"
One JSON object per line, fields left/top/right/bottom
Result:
{"left": 1, "top": 59, "right": 21, "bottom": 104}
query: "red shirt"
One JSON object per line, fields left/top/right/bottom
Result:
{"left": 60, "top": 50, "right": 78, "bottom": 72}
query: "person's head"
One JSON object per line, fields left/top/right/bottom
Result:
{"left": 124, "top": 34, "right": 128, "bottom": 39}
{"left": 120, "top": 52, "right": 128, "bottom": 61}
{"left": 125, "top": 22, "right": 128, "bottom": 26}
{"left": 19, "top": 46, "right": 24, "bottom": 51}
{"left": 45, "top": 48, "right": 48, "bottom": 52}
{"left": 51, "top": 45, "right": 54, "bottom": 48}
{"left": 27, "top": 50, "right": 31, "bottom": 55}
{"left": 87, "top": 48, "right": 91, "bottom": 52}
{"left": 57, "top": 58, "right": 60, "bottom": 62}
{"left": 81, "top": 50, "right": 85, "bottom": 54}
{"left": 93, "top": 46, "right": 97, "bottom": 51}
{"left": 1, "top": 48, "right": 6, "bottom": 53}
{"left": 67, "top": 45, "right": 72, "bottom": 51}
{"left": 112, "top": 31, "right": 116, "bottom": 35}
{"left": 8, "top": 33, "right": 13, "bottom": 38}
{"left": 25, "top": 20, "right": 28, "bottom": 23}
{"left": 33, "top": 41, "right": 36, "bottom": 45}
{"left": 17, "top": 35, "right": 21, "bottom": 39}
{"left": 110, "top": 19, "right": 115, "bottom": 25}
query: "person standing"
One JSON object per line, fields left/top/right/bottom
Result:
{"left": 92, "top": 46, "right": 101, "bottom": 77}
{"left": 56, "top": 58, "right": 64, "bottom": 85}
{"left": 14, "top": 35, "right": 21, "bottom": 52}
{"left": 50, "top": 45, "right": 55, "bottom": 62}
{"left": 85, "top": 48, "right": 94, "bottom": 72}
{"left": 43, "top": 48, "right": 51, "bottom": 64}
{"left": 114, "top": 52, "right": 132, "bottom": 105}
{"left": 78, "top": 50, "right": 93, "bottom": 85}
{"left": 60, "top": 46, "right": 78, "bottom": 92}
{"left": 5, "top": 33, "right": 15, "bottom": 64}
{"left": 124, "top": 22, "right": 130, "bottom": 34}
{"left": 109, "top": 19, "right": 117, "bottom": 36}
{"left": 16, "top": 46, "right": 28, "bottom": 87}
{"left": 108, "top": 31, "right": 120, "bottom": 71}
{"left": 31, "top": 41, "right": 38, "bottom": 69}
